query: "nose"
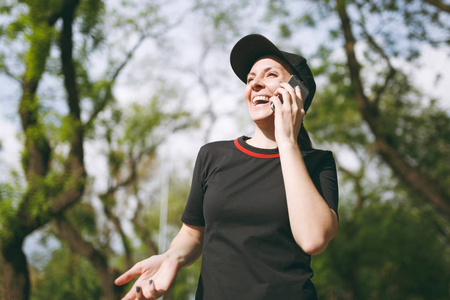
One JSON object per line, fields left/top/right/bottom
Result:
{"left": 250, "top": 75, "right": 265, "bottom": 90}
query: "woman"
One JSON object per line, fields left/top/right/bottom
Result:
{"left": 115, "top": 34, "right": 339, "bottom": 300}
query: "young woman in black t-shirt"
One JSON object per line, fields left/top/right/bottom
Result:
{"left": 115, "top": 34, "right": 339, "bottom": 300}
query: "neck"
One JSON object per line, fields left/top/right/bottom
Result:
{"left": 246, "top": 127, "right": 278, "bottom": 149}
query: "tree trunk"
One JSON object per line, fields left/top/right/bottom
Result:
{"left": 335, "top": 0, "right": 450, "bottom": 218}
{"left": 0, "top": 239, "right": 29, "bottom": 300}
{"left": 423, "top": 0, "right": 450, "bottom": 13}
{"left": 0, "top": 1, "right": 85, "bottom": 299}
{"left": 98, "top": 269, "right": 123, "bottom": 300}
{"left": 55, "top": 218, "right": 124, "bottom": 300}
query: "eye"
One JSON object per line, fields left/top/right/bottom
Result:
{"left": 267, "top": 72, "right": 278, "bottom": 77}
{"left": 247, "top": 77, "right": 254, "bottom": 84}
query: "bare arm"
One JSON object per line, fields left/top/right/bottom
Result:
{"left": 165, "top": 224, "right": 205, "bottom": 269}
{"left": 115, "top": 224, "right": 204, "bottom": 300}
{"left": 278, "top": 142, "right": 338, "bottom": 255}
{"left": 273, "top": 83, "right": 338, "bottom": 255}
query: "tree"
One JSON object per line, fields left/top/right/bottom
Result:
{"left": 0, "top": 1, "right": 88, "bottom": 299}
{"left": 310, "top": 152, "right": 450, "bottom": 299}
{"left": 334, "top": 0, "right": 450, "bottom": 217}
{"left": 30, "top": 245, "right": 102, "bottom": 300}
{"left": 1, "top": 0, "right": 238, "bottom": 298}
{"left": 312, "top": 199, "right": 450, "bottom": 299}
{"left": 260, "top": 1, "right": 450, "bottom": 297}
{"left": 193, "top": 0, "right": 450, "bottom": 217}
{"left": 52, "top": 97, "right": 195, "bottom": 299}
{"left": 262, "top": 0, "right": 450, "bottom": 217}
{"left": 2, "top": 0, "right": 449, "bottom": 298}
{"left": 195, "top": 0, "right": 450, "bottom": 298}
{"left": 0, "top": 0, "right": 192, "bottom": 298}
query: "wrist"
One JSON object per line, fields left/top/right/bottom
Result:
{"left": 163, "top": 250, "right": 184, "bottom": 271}
{"left": 277, "top": 139, "right": 300, "bottom": 152}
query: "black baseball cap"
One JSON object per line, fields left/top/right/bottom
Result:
{"left": 230, "top": 34, "right": 316, "bottom": 112}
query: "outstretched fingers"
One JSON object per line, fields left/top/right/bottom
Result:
{"left": 135, "top": 286, "right": 143, "bottom": 300}
{"left": 142, "top": 279, "right": 159, "bottom": 299}
{"left": 115, "top": 262, "right": 142, "bottom": 286}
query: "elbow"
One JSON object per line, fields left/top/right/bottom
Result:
{"left": 294, "top": 228, "right": 338, "bottom": 255}
{"left": 297, "top": 238, "right": 329, "bottom": 255}
{"left": 292, "top": 210, "right": 339, "bottom": 255}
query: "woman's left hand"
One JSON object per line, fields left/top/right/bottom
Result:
{"left": 270, "top": 82, "right": 305, "bottom": 146}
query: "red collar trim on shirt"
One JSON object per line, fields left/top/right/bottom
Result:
{"left": 234, "top": 139, "right": 280, "bottom": 159}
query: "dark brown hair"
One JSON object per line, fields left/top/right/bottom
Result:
{"left": 297, "top": 124, "right": 313, "bottom": 149}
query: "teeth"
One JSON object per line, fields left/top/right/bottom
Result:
{"left": 252, "top": 95, "right": 270, "bottom": 104}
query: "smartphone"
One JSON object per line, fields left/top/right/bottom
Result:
{"left": 288, "top": 75, "right": 309, "bottom": 102}
{"left": 271, "top": 75, "right": 309, "bottom": 111}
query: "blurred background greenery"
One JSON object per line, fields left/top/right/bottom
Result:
{"left": 0, "top": 0, "right": 449, "bottom": 299}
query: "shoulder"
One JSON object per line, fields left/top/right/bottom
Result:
{"left": 301, "top": 148, "right": 336, "bottom": 172}
{"left": 195, "top": 139, "right": 237, "bottom": 163}
{"left": 302, "top": 147, "right": 335, "bottom": 161}
{"left": 198, "top": 139, "right": 235, "bottom": 155}
{"left": 200, "top": 139, "right": 235, "bottom": 151}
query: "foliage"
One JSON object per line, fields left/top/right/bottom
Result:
{"left": 1, "top": 0, "right": 449, "bottom": 299}
{"left": 0, "top": 0, "right": 198, "bottom": 299}
{"left": 0, "top": 182, "right": 23, "bottom": 243}
{"left": 312, "top": 201, "right": 450, "bottom": 299}
{"left": 170, "top": 259, "right": 202, "bottom": 300}
{"left": 30, "top": 245, "right": 102, "bottom": 300}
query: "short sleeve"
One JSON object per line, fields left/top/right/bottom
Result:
{"left": 311, "top": 152, "right": 339, "bottom": 219}
{"left": 181, "top": 148, "right": 207, "bottom": 226}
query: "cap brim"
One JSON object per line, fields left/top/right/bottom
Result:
{"left": 230, "top": 34, "right": 291, "bottom": 83}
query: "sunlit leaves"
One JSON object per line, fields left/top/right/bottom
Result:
{"left": 78, "top": 0, "right": 105, "bottom": 35}
{"left": 313, "top": 201, "right": 450, "bottom": 299}
{"left": 31, "top": 246, "right": 101, "bottom": 300}
{"left": 0, "top": 182, "right": 22, "bottom": 243}
{"left": 23, "top": 23, "right": 54, "bottom": 82}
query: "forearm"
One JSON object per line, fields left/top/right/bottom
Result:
{"left": 164, "top": 224, "right": 204, "bottom": 270}
{"left": 278, "top": 142, "right": 338, "bottom": 255}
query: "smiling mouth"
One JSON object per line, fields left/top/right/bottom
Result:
{"left": 252, "top": 95, "right": 270, "bottom": 105}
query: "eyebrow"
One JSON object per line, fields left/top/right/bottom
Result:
{"left": 247, "top": 66, "right": 280, "bottom": 77}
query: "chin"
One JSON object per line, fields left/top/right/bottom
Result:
{"left": 250, "top": 109, "right": 274, "bottom": 123}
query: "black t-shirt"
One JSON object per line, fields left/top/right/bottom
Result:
{"left": 181, "top": 136, "right": 339, "bottom": 300}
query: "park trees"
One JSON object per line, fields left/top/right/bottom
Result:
{"left": 1, "top": 0, "right": 449, "bottom": 299}
{"left": 195, "top": 0, "right": 450, "bottom": 297}
{"left": 257, "top": 0, "right": 450, "bottom": 298}
{"left": 0, "top": 0, "right": 196, "bottom": 299}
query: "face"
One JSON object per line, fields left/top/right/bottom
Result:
{"left": 244, "top": 56, "right": 292, "bottom": 123}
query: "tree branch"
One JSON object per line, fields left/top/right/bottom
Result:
{"left": 60, "top": 0, "right": 84, "bottom": 169}
{"left": 48, "top": 0, "right": 87, "bottom": 216}
{"left": 100, "top": 157, "right": 140, "bottom": 268}
{"left": 375, "top": 140, "right": 450, "bottom": 216}
{"left": 55, "top": 217, "right": 123, "bottom": 300}
{"left": 85, "top": 33, "right": 148, "bottom": 129}
{"left": 339, "top": 165, "right": 365, "bottom": 210}
{"left": 55, "top": 217, "right": 107, "bottom": 270}
{"left": 423, "top": 0, "right": 450, "bottom": 13}
{"left": 18, "top": 31, "right": 52, "bottom": 179}
{"left": 336, "top": 0, "right": 378, "bottom": 123}
{"left": 196, "top": 41, "right": 218, "bottom": 143}
{"left": 85, "top": 9, "right": 189, "bottom": 129}
{"left": 49, "top": 168, "right": 86, "bottom": 215}
{"left": 1, "top": 65, "right": 21, "bottom": 84}
{"left": 356, "top": 17, "right": 396, "bottom": 108}
{"left": 336, "top": 0, "right": 450, "bottom": 218}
